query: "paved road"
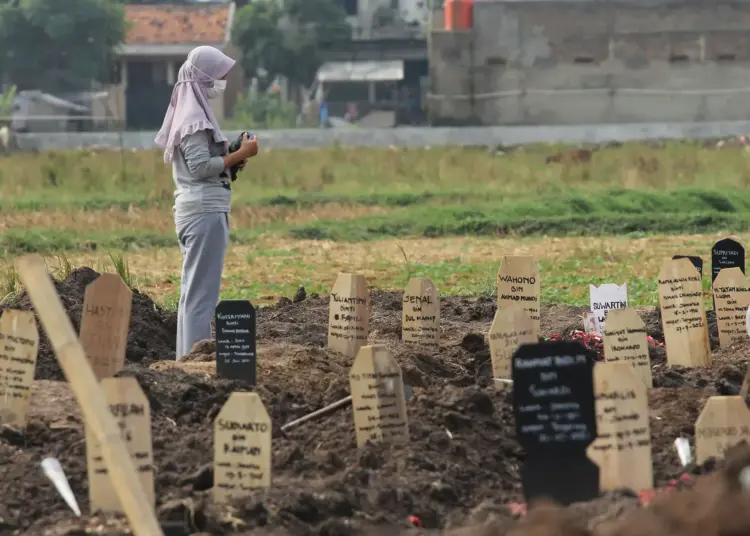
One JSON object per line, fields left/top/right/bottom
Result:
{"left": 15, "top": 121, "right": 750, "bottom": 150}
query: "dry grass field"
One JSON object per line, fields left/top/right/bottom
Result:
{"left": 1, "top": 140, "right": 749, "bottom": 307}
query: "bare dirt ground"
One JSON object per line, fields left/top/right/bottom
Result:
{"left": 1, "top": 268, "right": 750, "bottom": 535}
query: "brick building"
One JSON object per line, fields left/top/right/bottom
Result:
{"left": 428, "top": 0, "right": 750, "bottom": 125}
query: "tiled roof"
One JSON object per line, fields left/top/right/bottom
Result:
{"left": 125, "top": 4, "right": 231, "bottom": 45}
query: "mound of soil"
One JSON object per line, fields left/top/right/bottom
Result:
{"left": 1, "top": 267, "right": 177, "bottom": 380}
{"left": 2, "top": 282, "right": 750, "bottom": 535}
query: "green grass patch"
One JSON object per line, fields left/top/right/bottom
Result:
{"left": 0, "top": 229, "right": 175, "bottom": 257}
{"left": 0, "top": 228, "right": 265, "bottom": 257}
{"left": 5, "top": 187, "right": 750, "bottom": 255}
{"left": 287, "top": 188, "right": 750, "bottom": 241}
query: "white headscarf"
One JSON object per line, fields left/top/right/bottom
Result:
{"left": 155, "top": 45, "right": 236, "bottom": 163}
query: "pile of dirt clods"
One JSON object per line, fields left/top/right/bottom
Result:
{"left": 3, "top": 267, "right": 177, "bottom": 380}
{"left": 2, "top": 267, "right": 750, "bottom": 536}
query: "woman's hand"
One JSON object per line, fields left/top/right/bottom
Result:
{"left": 239, "top": 133, "right": 258, "bottom": 159}
{"left": 223, "top": 134, "right": 258, "bottom": 169}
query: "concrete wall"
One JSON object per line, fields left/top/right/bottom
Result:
{"left": 429, "top": 0, "right": 750, "bottom": 125}
{"left": 14, "top": 120, "right": 750, "bottom": 150}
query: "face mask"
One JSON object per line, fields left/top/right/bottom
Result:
{"left": 205, "top": 79, "right": 227, "bottom": 99}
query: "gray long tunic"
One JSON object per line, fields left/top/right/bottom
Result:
{"left": 172, "top": 129, "right": 231, "bottom": 225}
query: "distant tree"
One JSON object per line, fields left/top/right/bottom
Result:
{"left": 0, "top": 0, "right": 126, "bottom": 92}
{"left": 232, "top": 0, "right": 350, "bottom": 90}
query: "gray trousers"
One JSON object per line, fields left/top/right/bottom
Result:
{"left": 175, "top": 212, "right": 229, "bottom": 360}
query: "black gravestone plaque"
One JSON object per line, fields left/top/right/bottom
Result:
{"left": 512, "top": 340, "right": 599, "bottom": 505}
{"left": 215, "top": 300, "right": 257, "bottom": 384}
{"left": 711, "top": 238, "right": 745, "bottom": 283}
{"left": 672, "top": 255, "right": 703, "bottom": 279}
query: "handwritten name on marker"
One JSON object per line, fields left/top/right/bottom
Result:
{"left": 0, "top": 309, "right": 39, "bottom": 429}
{"left": 349, "top": 344, "right": 409, "bottom": 448}
{"left": 402, "top": 277, "right": 440, "bottom": 346}
{"left": 497, "top": 256, "right": 541, "bottom": 338}
{"left": 657, "top": 258, "right": 710, "bottom": 368}
{"left": 328, "top": 273, "right": 369, "bottom": 358}
{"left": 713, "top": 267, "right": 750, "bottom": 348}
{"left": 695, "top": 396, "right": 750, "bottom": 464}
{"left": 603, "top": 308, "right": 652, "bottom": 388}
{"left": 587, "top": 362, "right": 653, "bottom": 492}
{"left": 213, "top": 392, "right": 272, "bottom": 503}
{"left": 488, "top": 304, "right": 535, "bottom": 383}
{"left": 85, "top": 377, "right": 154, "bottom": 513}
{"left": 79, "top": 273, "right": 132, "bottom": 380}
{"left": 589, "top": 283, "right": 628, "bottom": 336}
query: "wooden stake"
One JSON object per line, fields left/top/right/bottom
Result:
{"left": 17, "top": 255, "right": 163, "bottom": 536}
{"left": 328, "top": 273, "right": 369, "bottom": 357}
{"left": 213, "top": 392, "right": 272, "bottom": 503}
{"left": 695, "top": 395, "right": 750, "bottom": 464}
{"left": 657, "top": 258, "right": 711, "bottom": 367}
{"left": 496, "top": 256, "right": 541, "bottom": 338}
{"left": 587, "top": 362, "right": 653, "bottom": 491}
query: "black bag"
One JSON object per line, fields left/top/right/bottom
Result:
{"left": 222, "top": 131, "right": 252, "bottom": 181}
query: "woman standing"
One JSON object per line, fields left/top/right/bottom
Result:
{"left": 156, "top": 46, "right": 258, "bottom": 360}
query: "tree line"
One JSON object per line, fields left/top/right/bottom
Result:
{"left": 0, "top": 0, "right": 350, "bottom": 93}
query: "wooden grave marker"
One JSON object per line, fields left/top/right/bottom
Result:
{"left": 349, "top": 344, "right": 408, "bottom": 448}
{"left": 215, "top": 300, "right": 257, "bottom": 384}
{"left": 213, "top": 392, "right": 272, "bottom": 503}
{"left": 17, "top": 254, "right": 162, "bottom": 536}
{"left": 711, "top": 238, "right": 745, "bottom": 283}
{"left": 657, "top": 258, "right": 711, "bottom": 367}
{"left": 496, "top": 256, "right": 540, "bottom": 338}
{"left": 589, "top": 283, "right": 628, "bottom": 336}
{"left": 587, "top": 362, "right": 653, "bottom": 491}
{"left": 695, "top": 396, "right": 750, "bottom": 464}
{"left": 512, "top": 341, "right": 599, "bottom": 505}
{"left": 488, "top": 304, "right": 536, "bottom": 382}
{"left": 603, "top": 308, "right": 652, "bottom": 388}
{"left": 672, "top": 255, "right": 703, "bottom": 280}
{"left": 79, "top": 273, "right": 132, "bottom": 380}
{"left": 0, "top": 309, "right": 39, "bottom": 428}
{"left": 86, "top": 377, "right": 154, "bottom": 513}
{"left": 328, "top": 273, "right": 369, "bottom": 357}
{"left": 401, "top": 277, "right": 440, "bottom": 346}
{"left": 712, "top": 267, "right": 750, "bottom": 348}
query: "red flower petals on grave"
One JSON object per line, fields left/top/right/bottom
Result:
{"left": 637, "top": 489, "right": 657, "bottom": 505}
{"left": 544, "top": 329, "right": 664, "bottom": 361}
{"left": 646, "top": 335, "right": 665, "bottom": 348}
{"left": 507, "top": 502, "right": 527, "bottom": 516}
{"left": 679, "top": 473, "right": 694, "bottom": 484}
{"left": 547, "top": 330, "right": 604, "bottom": 360}
{"left": 407, "top": 515, "right": 422, "bottom": 528}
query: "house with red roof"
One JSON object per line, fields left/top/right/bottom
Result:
{"left": 98, "top": 2, "right": 243, "bottom": 130}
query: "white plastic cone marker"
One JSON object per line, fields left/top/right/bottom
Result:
{"left": 41, "top": 457, "right": 81, "bottom": 516}
{"left": 674, "top": 438, "right": 692, "bottom": 467}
